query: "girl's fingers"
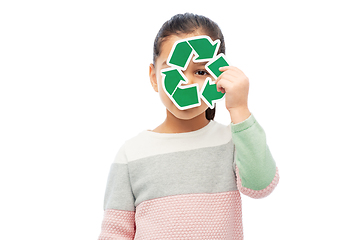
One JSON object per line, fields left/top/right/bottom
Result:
{"left": 215, "top": 71, "right": 236, "bottom": 85}
{"left": 217, "top": 66, "right": 240, "bottom": 79}
{"left": 219, "top": 66, "right": 241, "bottom": 73}
{"left": 216, "top": 66, "right": 248, "bottom": 93}
{"left": 216, "top": 78, "right": 232, "bottom": 93}
{"left": 219, "top": 66, "right": 231, "bottom": 72}
{"left": 219, "top": 66, "right": 244, "bottom": 76}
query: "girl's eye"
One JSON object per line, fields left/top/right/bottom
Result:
{"left": 195, "top": 70, "right": 208, "bottom": 76}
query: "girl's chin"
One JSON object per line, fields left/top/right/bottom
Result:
{"left": 168, "top": 105, "right": 208, "bottom": 120}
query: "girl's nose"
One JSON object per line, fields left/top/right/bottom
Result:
{"left": 180, "top": 72, "right": 194, "bottom": 85}
{"left": 184, "top": 77, "right": 195, "bottom": 85}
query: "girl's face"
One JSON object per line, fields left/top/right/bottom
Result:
{"left": 150, "top": 33, "right": 216, "bottom": 120}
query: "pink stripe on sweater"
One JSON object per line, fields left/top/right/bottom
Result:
{"left": 134, "top": 191, "right": 243, "bottom": 239}
{"left": 98, "top": 169, "right": 278, "bottom": 239}
{"left": 98, "top": 209, "right": 135, "bottom": 240}
{"left": 235, "top": 166, "right": 280, "bottom": 199}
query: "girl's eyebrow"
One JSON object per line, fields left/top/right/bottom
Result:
{"left": 193, "top": 62, "right": 207, "bottom": 66}
{"left": 161, "top": 61, "right": 206, "bottom": 68}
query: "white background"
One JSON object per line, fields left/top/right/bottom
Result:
{"left": 1, "top": 0, "right": 359, "bottom": 239}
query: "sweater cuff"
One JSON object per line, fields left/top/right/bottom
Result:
{"left": 230, "top": 113, "right": 256, "bottom": 133}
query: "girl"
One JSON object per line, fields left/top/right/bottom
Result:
{"left": 98, "top": 13, "right": 279, "bottom": 239}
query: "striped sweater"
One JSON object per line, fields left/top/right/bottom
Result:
{"left": 98, "top": 114, "right": 279, "bottom": 239}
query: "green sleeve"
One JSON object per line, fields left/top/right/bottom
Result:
{"left": 231, "top": 114, "right": 277, "bottom": 191}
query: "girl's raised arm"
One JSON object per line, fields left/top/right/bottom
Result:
{"left": 231, "top": 114, "right": 279, "bottom": 198}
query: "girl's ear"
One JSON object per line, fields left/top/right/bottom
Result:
{"left": 149, "top": 63, "right": 159, "bottom": 92}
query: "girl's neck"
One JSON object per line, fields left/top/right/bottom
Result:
{"left": 152, "top": 110, "right": 210, "bottom": 134}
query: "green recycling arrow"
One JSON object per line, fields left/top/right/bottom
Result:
{"left": 161, "top": 35, "right": 230, "bottom": 110}
{"left": 167, "top": 36, "right": 220, "bottom": 69}
{"left": 173, "top": 85, "right": 200, "bottom": 108}
{"left": 161, "top": 68, "right": 200, "bottom": 110}
{"left": 205, "top": 53, "right": 229, "bottom": 79}
{"left": 188, "top": 37, "right": 220, "bottom": 62}
{"left": 200, "top": 77, "right": 225, "bottom": 109}
{"left": 168, "top": 41, "right": 193, "bottom": 70}
{"left": 162, "top": 68, "right": 186, "bottom": 95}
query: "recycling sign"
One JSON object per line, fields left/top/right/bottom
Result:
{"left": 161, "top": 35, "right": 230, "bottom": 110}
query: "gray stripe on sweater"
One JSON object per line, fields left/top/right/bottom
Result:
{"left": 103, "top": 163, "right": 135, "bottom": 211}
{"left": 128, "top": 140, "right": 237, "bottom": 207}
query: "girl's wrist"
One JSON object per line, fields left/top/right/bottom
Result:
{"left": 228, "top": 106, "right": 251, "bottom": 124}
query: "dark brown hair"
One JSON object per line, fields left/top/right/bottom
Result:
{"left": 153, "top": 13, "right": 225, "bottom": 120}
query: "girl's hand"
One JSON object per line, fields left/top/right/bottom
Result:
{"left": 215, "top": 66, "right": 251, "bottom": 124}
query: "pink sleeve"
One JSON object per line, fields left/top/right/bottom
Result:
{"left": 98, "top": 209, "right": 136, "bottom": 240}
{"left": 235, "top": 165, "right": 279, "bottom": 199}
